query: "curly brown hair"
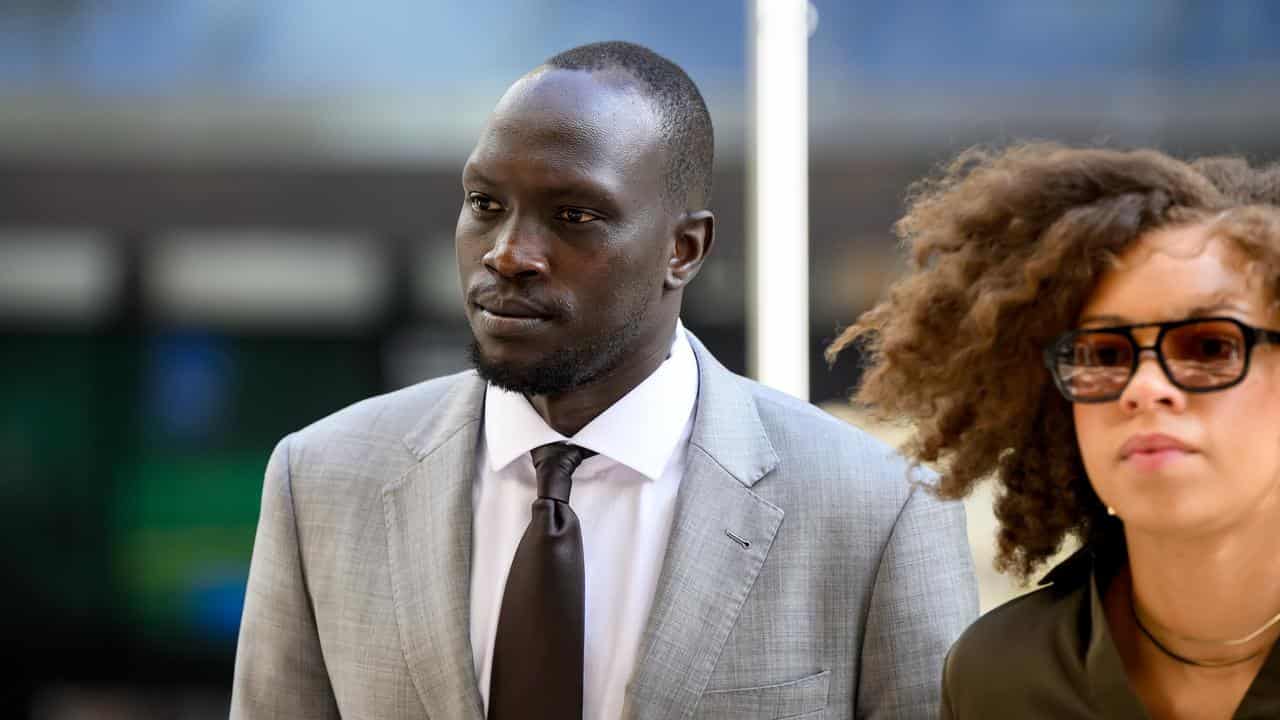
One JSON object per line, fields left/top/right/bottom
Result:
{"left": 828, "top": 143, "right": 1280, "bottom": 580}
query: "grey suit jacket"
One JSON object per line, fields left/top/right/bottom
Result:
{"left": 230, "top": 334, "right": 978, "bottom": 719}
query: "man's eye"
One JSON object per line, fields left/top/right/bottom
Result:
{"left": 556, "top": 208, "right": 601, "bottom": 224}
{"left": 468, "top": 194, "right": 504, "bottom": 213}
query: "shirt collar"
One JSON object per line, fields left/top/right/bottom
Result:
{"left": 1081, "top": 551, "right": 1146, "bottom": 717}
{"left": 483, "top": 320, "right": 699, "bottom": 480}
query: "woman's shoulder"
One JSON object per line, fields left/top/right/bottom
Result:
{"left": 948, "top": 579, "right": 1085, "bottom": 668}
{"left": 942, "top": 552, "right": 1097, "bottom": 716}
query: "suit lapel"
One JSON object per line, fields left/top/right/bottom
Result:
{"left": 383, "top": 373, "right": 487, "bottom": 720}
{"left": 625, "top": 335, "right": 784, "bottom": 720}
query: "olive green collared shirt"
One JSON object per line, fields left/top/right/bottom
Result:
{"left": 940, "top": 548, "right": 1280, "bottom": 719}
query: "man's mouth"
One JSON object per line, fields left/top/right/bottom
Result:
{"left": 471, "top": 296, "right": 557, "bottom": 336}
{"left": 477, "top": 302, "right": 548, "bottom": 319}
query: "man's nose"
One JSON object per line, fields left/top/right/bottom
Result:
{"left": 483, "top": 217, "right": 550, "bottom": 280}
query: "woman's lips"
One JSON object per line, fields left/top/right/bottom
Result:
{"left": 1119, "top": 433, "right": 1196, "bottom": 471}
{"left": 1124, "top": 447, "right": 1192, "bottom": 472}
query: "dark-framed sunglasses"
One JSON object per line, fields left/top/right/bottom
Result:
{"left": 1043, "top": 316, "right": 1280, "bottom": 403}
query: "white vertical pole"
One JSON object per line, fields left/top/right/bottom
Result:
{"left": 747, "top": 0, "right": 810, "bottom": 401}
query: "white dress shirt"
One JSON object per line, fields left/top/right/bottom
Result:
{"left": 470, "top": 322, "right": 698, "bottom": 720}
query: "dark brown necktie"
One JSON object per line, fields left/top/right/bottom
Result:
{"left": 488, "top": 443, "right": 596, "bottom": 720}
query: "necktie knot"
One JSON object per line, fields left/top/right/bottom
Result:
{"left": 531, "top": 443, "right": 596, "bottom": 503}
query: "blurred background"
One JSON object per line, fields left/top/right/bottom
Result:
{"left": 4, "top": 1, "right": 1280, "bottom": 717}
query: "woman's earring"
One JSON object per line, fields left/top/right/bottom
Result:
{"left": 1106, "top": 506, "right": 1117, "bottom": 516}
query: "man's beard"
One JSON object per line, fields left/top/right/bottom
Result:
{"left": 468, "top": 298, "right": 650, "bottom": 397}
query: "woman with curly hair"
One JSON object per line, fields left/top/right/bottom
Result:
{"left": 829, "top": 143, "right": 1280, "bottom": 718}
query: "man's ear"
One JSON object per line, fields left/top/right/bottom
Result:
{"left": 665, "top": 210, "right": 715, "bottom": 290}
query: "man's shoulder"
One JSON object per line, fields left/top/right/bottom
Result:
{"left": 300, "top": 369, "right": 476, "bottom": 435}
{"left": 728, "top": 372, "right": 914, "bottom": 479}
{"left": 745, "top": 377, "right": 877, "bottom": 438}
{"left": 285, "top": 369, "right": 481, "bottom": 467}
{"left": 687, "top": 364, "right": 938, "bottom": 523}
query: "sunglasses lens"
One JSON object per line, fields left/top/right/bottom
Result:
{"left": 1162, "top": 320, "right": 1247, "bottom": 389}
{"left": 1055, "top": 332, "right": 1133, "bottom": 400}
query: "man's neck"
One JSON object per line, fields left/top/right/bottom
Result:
{"left": 528, "top": 321, "right": 678, "bottom": 437}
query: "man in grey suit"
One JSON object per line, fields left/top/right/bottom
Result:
{"left": 231, "top": 41, "right": 978, "bottom": 719}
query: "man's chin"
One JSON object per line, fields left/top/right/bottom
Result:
{"left": 467, "top": 340, "right": 584, "bottom": 397}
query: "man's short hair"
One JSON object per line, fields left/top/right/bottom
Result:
{"left": 545, "top": 41, "right": 714, "bottom": 210}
